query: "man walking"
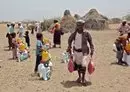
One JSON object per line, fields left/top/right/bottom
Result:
{"left": 67, "top": 19, "right": 94, "bottom": 85}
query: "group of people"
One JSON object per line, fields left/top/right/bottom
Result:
{"left": 34, "top": 20, "right": 64, "bottom": 80}
{"left": 6, "top": 22, "right": 30, "bottom": 49}
{"left": 5, "top": 19, "right": 95, "bottom": 86}
{"left": 6, "top": 22, "right": 30, "bottom": 61}
{"left": 31, "top": 19, "right": 94, "bottom": 86}
{"left": 30, "top": 22, "right": 42, "bottom": 34}
{"left": 113, "top": 20, "right": 130, "bottom": 66}
{"left": 4, "top": 18, "right": 130, "bottom": 87}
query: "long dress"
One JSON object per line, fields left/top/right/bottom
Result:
{"left": 18, "top": 25, "right": 24, "bottom": 38}
{"left": 122, "top": 37, "right": 130, "bottom": 66}
{"left": 122, "top": 52, "right": 130, "bottom": 66}
{"left": 53, "top": 29, "right": 64, "bottom": 45}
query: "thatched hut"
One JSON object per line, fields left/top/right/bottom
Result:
{"left": 82, "top": 9, "right": 109, "bottom": 30}
{"left": 74, "top": 14, "right": 81, "bottom": 20}
{"left": 60, "top": 10, "right": 76, "bottom": 33}
{"left": 110, "top": 18, "right": 122, "bottom": 24}
{"left": 41, "top": 18, "right": 61, "bottom": 31}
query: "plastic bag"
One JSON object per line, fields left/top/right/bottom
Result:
{"left": 20, "top": 52, "right": 28, "bottom": 61}
{"left": 68, "top": 57, "right": 74, "bottom": 73}
{"left": 61, "top": 51, "right": 70, "bottom": 63}
{"left": 88, "top": 60, "right": 95, "bottom": 75}
{"left": 17, "top": 50, "right": 28, "bottom": 61}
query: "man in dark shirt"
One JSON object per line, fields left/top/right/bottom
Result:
{"left": 67, "top": 19, "right": 94, "bottom": 86}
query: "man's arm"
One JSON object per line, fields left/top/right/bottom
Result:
{"left": 68, "top": 33, "right": 75, "bottom": 48}
{"left": 67, "top": 33, "right": 75, "bottom": 53}
{"left": 87, "top": 32, "right": 94, "bottom": 57}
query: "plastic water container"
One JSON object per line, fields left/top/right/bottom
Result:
{"left": 62, "top": 52, "right": 70, "bottom": 63}
{"left": 42, "top": 65, "right": 51, "bottom": 80}
{"left": 17, "top": 49, "right": 28, "bottom": 62}
{"left": 38, "top": 64, "right": 44, "bottom": 78}
{"left": 42, "top": 51, "right": 50, "bottom": 62}
{"left": 38, "top": 63, "right": 51, "bottom": 80}
{"left": 20, "top": 52, "right": 28, "bottom": 61}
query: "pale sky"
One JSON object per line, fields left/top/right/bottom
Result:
{"left": 0, "top": 0, "right": 130, "bottom": 21}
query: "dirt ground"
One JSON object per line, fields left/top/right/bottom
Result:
{"left": 0, "top": 24, "right": 130, "bottom": 92}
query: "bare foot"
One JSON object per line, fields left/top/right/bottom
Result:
{"left": 53, "top": 45, "right": 56, "bottom": 48}
{"left": 76, "top": 78, "right": 81, "bottom": 83}
{"left": 82, "top": 79, "right": 92, "bottom": 86}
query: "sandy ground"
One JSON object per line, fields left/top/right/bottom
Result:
{"left": 0, "top": 24, "right": 130, "bottom": 92}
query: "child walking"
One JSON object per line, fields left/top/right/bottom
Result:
{"left": 11, "top": 32, "right": 17, "bottom": 59}
{"left": 6, "top": 24, "right": 12, "bottom": 50}
{"left": 24, "top": 31, "right": 30, "bottom": 48}
{"left": 34, "top": 33, "right": 44, "bottom": 73}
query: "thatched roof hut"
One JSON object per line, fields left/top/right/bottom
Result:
{"left": 109, "top": 18, "right": 122, "bottom": 24}
{"left": 74, "top": 14, "right": 81, "bottom": 20}
{"left": 82, "top": 9, "right": 109, "bottom": 30}
{"left": 61, "top": 10, "right": 76, "bottom": 33}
